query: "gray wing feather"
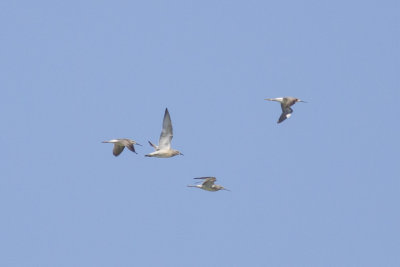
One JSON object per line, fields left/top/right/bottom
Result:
{"left": 158, "top": 108, "right": 173, "bottom": 149}
{"left": 113, "top": 144, "right": 125, "bottom": 156}
{"left": 194, "top": 177, "right": 216, "bottom": 186}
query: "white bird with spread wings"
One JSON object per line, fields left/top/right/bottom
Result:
{"left": 145, "top": 108, "right": 183, "bottom": 158}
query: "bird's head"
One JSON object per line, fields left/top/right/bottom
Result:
{"left": 172, "top": 150, "right": 184, "bottom": 156}
{"left": 296, "top": 98, "right": 307, "bottom": 103}
{"left": 217, "top": 186, "right": 230, "bottom": 191}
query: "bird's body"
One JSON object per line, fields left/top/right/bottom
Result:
{"left": 146, "top": 141, "right": 181, "bottom": 157}
{"left": 187, "top": 177, "right": 229, "bottom": 192}
{"left": 265, "top": 97, "right": 306, "bottom": 123}
{"left": 102, "top": 138, "right": 141, "bottom": 156}
{"left": 145, "top": 108, "right": 183, "bottom": 158}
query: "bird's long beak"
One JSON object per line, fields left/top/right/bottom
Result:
{"left": 136, "top": 143, "right": 143, "bottom": 146}
{"left": 223, "top": 188, "right": 231, "bottom": 192}
{"left": 298, "top": 100, "right": 307, "bottom": 103}
{"left": 180, "top": 152, "right": 184, "bottom": 156}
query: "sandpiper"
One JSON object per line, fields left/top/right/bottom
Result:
{"left": 145, "top": 108, "right": 183, "bottom": 158}
{"left": 187, "top": 177, "right": 229, "bottom": 192}
{"left": 265, "top": 97, "right": 306, "bottom": 123}
{"left": 102, "top": 139, "right": 141, "bottom": 157}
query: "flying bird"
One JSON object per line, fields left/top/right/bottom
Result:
{"left": 187, "top": 177, "right": 229, "bottom": 192}
{"left": 265, "top": 97, "right": 306, "bottom": 123}
{"left": 145, "top": 108, "right": 183, "bottom": 158}
{"left": 102, "top": 139, "right": 142, "bottom": 156}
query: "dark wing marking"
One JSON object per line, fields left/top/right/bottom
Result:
{"left": 126, "top": 143, "right": 137, "bottom": 154}
{"left": 278, "top": 107, "right": 293, "bottom": 123}
{"left": 194, "top": 177, "right": 216, "bottom": 181}
{"left": 148, "top": 141, "right": 157, "bottom": 149}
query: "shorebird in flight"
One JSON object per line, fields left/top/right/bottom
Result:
{"left": 145, "top": 108, "right": 183, "bottom": 158}
{"left": 265, "top": 97, "right": 306, "bottom": 123}
{"left": 102, "top": 139, "right": 141, "bottom": 156}
{"left": 187, "top": 177, "right": 229, "bottom": 192}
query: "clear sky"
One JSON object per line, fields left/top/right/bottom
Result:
{"left": 1, "top": 0, "right": 399, "bottom": 266}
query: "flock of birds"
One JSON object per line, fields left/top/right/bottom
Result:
{"left": 102, "top": 96, "right": 306, "bottom": 192}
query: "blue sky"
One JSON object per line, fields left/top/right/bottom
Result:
{"left": 1, "top": 0, "right": 399, "bottom": 266}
